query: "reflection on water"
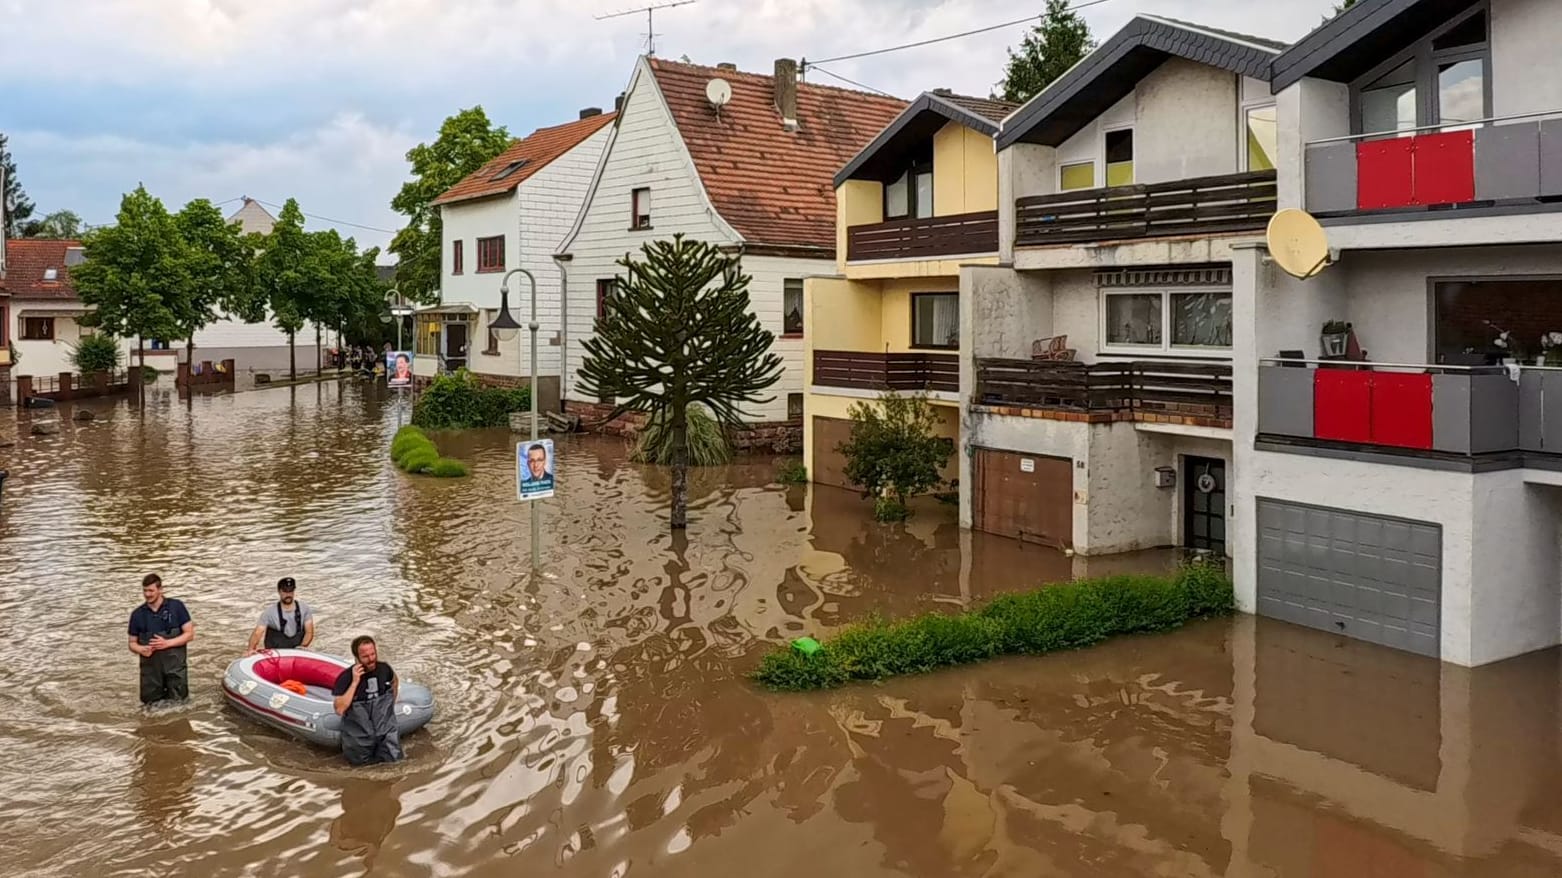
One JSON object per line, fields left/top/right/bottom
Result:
{"left": 1, "top": 383, "right": 1560, "bottom": 877}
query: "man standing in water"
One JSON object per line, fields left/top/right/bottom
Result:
{"left": 245, "top": 577, "right": 315, "bottom": 654}
{"left": 332, "top": 635, "right": 402, "bottom": 765}
{"left": 127, "top": 574, "right": 195, "bottom": 705}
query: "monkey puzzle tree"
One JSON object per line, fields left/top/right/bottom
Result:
{"left": 577, "top": 235, "right": 783, "bottom": 530}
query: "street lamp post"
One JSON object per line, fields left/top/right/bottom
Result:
{"left": 493, "top": 269, "right": 539, "bottom": 572}
{"left": 383, "top": 288, "right": 414, "bottom": 427}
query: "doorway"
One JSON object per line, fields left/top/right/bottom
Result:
{"left": 443, "top": 321, "right": 469, "bottom": 372}
{"left": 1183, "top": 456, "right": 1226, "bottom": 554}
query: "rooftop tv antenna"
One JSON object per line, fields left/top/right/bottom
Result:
{"left": 595, "top": 0, "right": 697, "bottom": 56}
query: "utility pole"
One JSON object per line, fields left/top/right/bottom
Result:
{"left": 594, "top": 0, "right": 696, "bottom": 56}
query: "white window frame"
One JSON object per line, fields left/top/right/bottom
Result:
{"left": 1099, "top": 286, "right": 1234, "bottom": 359}
{"left": 1102, "top": 124, "right": 1135, "bottom": 188}
{"left": 1239, "top": 97, "right": 1278, "bottom": 172}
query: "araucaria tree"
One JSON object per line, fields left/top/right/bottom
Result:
{"left": 72, "top": 186, "right": 187, "bottom": 371}
{"left": 0, "top": 133, "right": 35, "bottom": 238}
{"left": 997, "top": 0, "right": 1095, "bottom": 103}
{"left": 577, "top": 236, "right": 782, "bottom": 530}
{"left": 838, "top": 391, "right": 953, "bottom": 523}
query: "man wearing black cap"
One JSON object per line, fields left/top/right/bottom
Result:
{"left": 246, "top": 577, "right": 315, "bottom": 654}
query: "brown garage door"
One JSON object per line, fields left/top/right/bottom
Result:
{"left": 812, "top": 416, "right": 854, "bottom": 490}
{"left": 973, "top": 448, "right": 1073, "bottom": 549}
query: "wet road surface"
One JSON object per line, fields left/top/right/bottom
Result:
{"left": 2, "top": 382, "right": 1561, "bottom": 877}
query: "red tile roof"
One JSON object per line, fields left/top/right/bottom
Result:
{"left": 0, "top": 239, "right": 82, "bottom": 301}
{"left": 434, "top": 112, "right": 618, "bottom": 207}
{"left": 650, "top": 59, "right": 907, "bottom": 254}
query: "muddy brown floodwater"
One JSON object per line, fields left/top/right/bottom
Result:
{"left": 4, "top": 383, "right": 1562, "bottom": 877}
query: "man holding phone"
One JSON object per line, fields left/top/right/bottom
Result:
{"left": 127, "top": 573, "right": 195, "bottom": 705}
{"left": 331, "top": 635, "right": 402, "bottom": 765}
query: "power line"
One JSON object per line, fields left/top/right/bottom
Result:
{"left": 802, "top": 0, "right": 1116, "bottom": 69}
{"left": 251, "top": 198, "right": 398, "bottom": 235}
{"left": 806, "top": 65, "right": 895, "bottom": 98}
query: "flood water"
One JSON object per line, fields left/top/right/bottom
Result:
{"left": 4, "top": 382, "right": 1562, "bottom": 877}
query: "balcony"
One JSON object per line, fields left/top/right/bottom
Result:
{"left": 974, "top": 358, "right": 1233, "bottom": 427}
{"left": 1305, "top": 113, "right": 1562, "bottom": 219}
{"left": 812, "top": 350, "right": 959, "bottom": 395}
{"left": 845, "top": 211, "right": 999, "bottom": 262}
{"left": 1258, "top": 360, "right": 1562, "bottom": 466}
{"left": 1014, "top": 171, "right": 1276, "bottom": 248}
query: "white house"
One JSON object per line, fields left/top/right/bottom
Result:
{"left": 425, "top": 109, "right": 617, "bottom": 408}
{"left": 556, "top": 56, "right": 905, "bottom": 448}
{"left": 1232, "top": 0, "right": 1562, "bottom": 666}
{"left": 0, "top": 238, "right": 92, "bottom": 380}
{"left": 959, "top": 17, "right": 1285, "bottom": 557}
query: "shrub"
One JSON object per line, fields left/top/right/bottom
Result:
{"left": 630, "top": 404, "right": 732, "bottom": 466}
{"left": 398, "top": 445, "right": 439, "bottom": 474}
{"left": 427, "top": 457, "right": 470, "bottom": 478}
{"left": 70, "top": 333, "right": 122, "bottom": 373}
{"left": 390, "top": 426, "right": 467, "bottom": 478}
{"left": 776, "top": 459, "right": 808, "bottom": 485}
{"left": 751, "top": 565, "right": 1236, "bottom": 692}
{"left": 838, "top": 391, "right": 952, "bottom": 522}
{"left": 140, "top": 365, "right": 159, "bottom": 384}
{"left": 411, "top": 369, "right": 531, "bottom": 430}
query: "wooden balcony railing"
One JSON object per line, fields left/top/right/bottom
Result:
{"left": 1015, "top": 170, "right": 1277, "bottom": 247}
{"left": 975, "top": 358, "right": 1233, "bottom": 425}
{"left": 846, "top": 210, "right": 999, "bottom": 262}
{"left": 813, "top": 350, "right": 959, "bottom": 394}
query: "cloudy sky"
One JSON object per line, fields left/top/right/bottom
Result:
{"left": 2, "top": 0, "right": 1336, "bottom": 258}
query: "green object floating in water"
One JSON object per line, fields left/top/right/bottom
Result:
{"left": 791, "top": 637, "right": 823, "bottom": 656}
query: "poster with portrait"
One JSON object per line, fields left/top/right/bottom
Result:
{"left": 386, "top": 351, "right": 413, "bottom": 387}
{"left": 517, "top": 439, "right": 556, "bottom": 501}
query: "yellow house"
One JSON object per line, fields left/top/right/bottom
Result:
{"left": 804, "top": 91, "right": 1013, "bottom": 491}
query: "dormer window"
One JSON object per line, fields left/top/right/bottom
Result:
{"left": 1353, "top": 7, "right": 1489, "bottom": 135}
{"left": 884, "top": 144, "right": 934, "bottom": 220}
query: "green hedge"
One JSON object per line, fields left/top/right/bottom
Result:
{"left": 752, "top": 561, "right": 1233, "bottom": 692}
{"left": 391, "top": 425, "right": 468, "bottom": 478}
{"left": 412, "top": 369, "right": 530, "bottom": 430}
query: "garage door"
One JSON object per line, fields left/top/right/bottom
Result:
{"left": 811, "top": 417, "right": 853, "bottom": 491}
{"left": 1256, "top": 499, "right": 1441, "bottom": 658}
{"left": 973, "top": 448, "right": 1073, "bottom": 549}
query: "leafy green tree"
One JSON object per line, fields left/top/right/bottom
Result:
{"left": 305, "top": 229, "right": 384, "bottom": 371}
{"left": 997, "top": 0, "right": 1095, "bottom": 104}
{"left": 24, "top": 209, "right": 84, "bottom": 239}
{"left": 578, "top": 236, "right": 783, "bottom": 530}
{"left": 838, "top": 391, "right": 953, "bottom": 522}
{"left": 0, "top": 133, "right": 34, "bottom": 238}
{"left": 252, "top": 199, "right": 317, "bottom": 381}
{"left": 72, "top": 186, "right": 188, "bottom": 371}
{"left": 389, "top": 107, "right": 511, "bottom": 303}
{"left": 1331, "top": 0, "right": 1358, "bottom": 14}
{"left": 174, "top": 199, "right": 257, "bottom": 368}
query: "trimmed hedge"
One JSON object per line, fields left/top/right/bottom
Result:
{"left": 751, "top": 561, "right": 1234, "bottom": 692}
{"left": 391, "top": 425, "right": 468, "bottom": 479}
{"left": 412, "top": 369, "right": 530, "bottom": 430}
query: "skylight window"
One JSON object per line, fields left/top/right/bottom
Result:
{"left": 43, "top": 268, "right": 58, "bottom": 281}
{"left": 491, "top": 160, "right": 529, "bottom": 182}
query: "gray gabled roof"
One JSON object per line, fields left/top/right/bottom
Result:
{"left": 834, "top": 91, "right": 1018, "bottom": 187}
{"left": 997, "top": 15, "right": 1286, "bottom": 150}
{"left": 1271, "top": 0, "right": 1482, "bottom": 90}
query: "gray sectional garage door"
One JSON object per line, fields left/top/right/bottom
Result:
{"left": 1255, "top": 499, "right": 1442, "bottom": 658}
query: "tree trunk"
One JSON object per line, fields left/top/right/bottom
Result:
{"left": 315, "top": 325, "right": 322, "bottom": 375}
{"left": 186, "top": 337, "right": 194, "bottom": 376}
{"left": 137, "top": 336, "right": 146, "bottom": 405}
{"left": 288, "top": 331, "right": 296, "bottom": 382}
{"left": 669, "top": 402, "right": 690, "bottom": 531}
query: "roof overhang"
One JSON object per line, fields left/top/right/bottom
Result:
{"left": 835, "top": 93, "right": 1001, "bottom": 187}
{"left": 997, "top": 16, "right": 1282, "bottom": 150}
{"left": 1271, "top": 0, "right": 1483, "bottom": 91}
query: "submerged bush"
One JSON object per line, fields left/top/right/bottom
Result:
{"left": 630, "top": 404, "right": 732, "bottom": 466}
{"left": 70, "top": 333, "right": 122, "bottom": 374}
{"left": 390, "top": 425, "right": 467, "bottom": 478}
{"left": 412, "top": 369, "right": 530, "bottom": 430}
{"left": 752, "top": 562, "right": 1235, "bottom": 691}
{"left": 776, "top": 459, "right": 808, "bottom": 485}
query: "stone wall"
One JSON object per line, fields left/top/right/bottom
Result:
{"left": 566, "top": 401, "right": 802, "bottom": 454}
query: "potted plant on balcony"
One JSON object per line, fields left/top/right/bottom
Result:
{"left": 1321, "top": 321, "right": 1350, "bottom": 358}
{"left": 1488, "top": 321, "right": 1525, "bottom": 366}
{"left": 1542, "top": 332, "right": 1562, "bottom": 367}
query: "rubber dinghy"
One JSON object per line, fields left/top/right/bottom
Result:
{"left": 222, "top": 649, "right": 435, "bottom": 749}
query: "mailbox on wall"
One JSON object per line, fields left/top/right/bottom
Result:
{"left": 1154, "top": 466, "right": 1176, "bottom": 489}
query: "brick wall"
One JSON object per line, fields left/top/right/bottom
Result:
{"left": 567, "top": 400, "right": 802, "bottom": 454}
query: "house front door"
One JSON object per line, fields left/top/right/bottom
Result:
{"left": 1183, "top": 456, "right": 1226, "bottom": 554}
{"left": 443, "top": 322, "right": 469, "bottom": 372}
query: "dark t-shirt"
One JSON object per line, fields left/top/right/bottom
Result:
{"left": 128, "top": 599, "right": 192, "bottom": 646}
{"left": 332, "top": 663, "right": 396, "bottom": 704}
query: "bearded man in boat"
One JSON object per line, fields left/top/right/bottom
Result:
{"left": 245, "top": 576, "right": 315, "bottom": 654}
{"left": 331, "top": 635, "right": 403, "bottom": 765}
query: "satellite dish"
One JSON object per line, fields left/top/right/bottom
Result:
{"left": 706, "top": 78, "right": 732, "bottom": 109}
{"left": 1266, "top": 208, "right": 1333, "bottom": 280}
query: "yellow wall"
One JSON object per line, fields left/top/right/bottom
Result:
{"left": 932, "top": 121, "right": 999, "bottom": 216}
{"left": 835, "top": 180, "right": 884, "bottom": 272}
{"left": 880, "top": 278, "right": 959, "bottom": 354}
{"left": 803, "top": 393, "right": 961, "bottom": 484}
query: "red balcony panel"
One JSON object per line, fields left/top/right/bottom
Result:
{"left": 1369, "top": 372, "right": 1434, "bottom": 449}
{"left": 1412, "top": 130, "right": 1475, "bottom": 206}
{"left": 1315, "top": 369, "right": 1372, "bottom": 443}
{"left": 1357, "top": 138, "right": 1416, "bottom": 210}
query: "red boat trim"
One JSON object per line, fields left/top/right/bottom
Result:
{"left": 222, "top": 682, "right": 309, "bottom": 728}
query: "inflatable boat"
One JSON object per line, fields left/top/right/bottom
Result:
{"left": 222, "top": 649, "right": 435, "bottom": 749}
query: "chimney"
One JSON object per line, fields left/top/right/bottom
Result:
{"left": 717, "top": 62, "right": 737, "bottom": 71}
{"left": 579, "top": 107, "right": 603, "bottom": 120}
{"left": 773, "top": 58, "right": 799, "bottom": 132}
{"left": 614, "top": 92, "right": 626, "bottom": 113}
{"left": 931, "top": 87, "right": 953, "bottom": 96}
